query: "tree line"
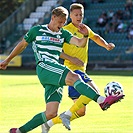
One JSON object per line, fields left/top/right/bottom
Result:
{"left": 0, "top": 0, "right": 25, "bottom": 23}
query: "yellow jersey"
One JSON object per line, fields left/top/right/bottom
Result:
{"left": 63, "top": 23, "right": 95, "bottom": 72}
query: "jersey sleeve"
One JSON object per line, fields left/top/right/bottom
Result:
{"left": 62, "top": 29, "right": 73, "bottom": 44}
{"left": 88, "top": 27, "right": 95, "bottom": 38}
{"left": 24, "top": 25, "right": 39, "bottom": 43}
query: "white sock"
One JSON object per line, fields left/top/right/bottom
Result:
{"left": 97, "top": 96, "right": 105, "bottom": 104}
{"left": 16, "top": 128, "right": 21, "bottom": 133}
{"left": 64, "top": 110, "right": 72, "bottom": 117}
{"left": 47, "top": 120, "right": 54, "bottom": 128}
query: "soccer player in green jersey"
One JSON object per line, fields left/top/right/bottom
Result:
{"left": 0, "top": 6, "right": 124, "bottom": 133}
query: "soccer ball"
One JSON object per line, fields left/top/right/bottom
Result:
{"left": 104, "top": 81, "right": 123, "bottom": 97}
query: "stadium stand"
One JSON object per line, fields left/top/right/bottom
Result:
{"left": 0, "top": 0, "right": 132, "bottom": 69}
{"left": 79, "top": 0, "right": 132, "bottom": 69}
{"left": 23, "top": 0, "right": 58, "bottom": 31}
{"left": 0, "top": 0, "right": 44, "bottom": 54}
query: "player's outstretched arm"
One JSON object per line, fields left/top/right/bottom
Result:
{"left": 0, "top": 38, "right": 28, "bottom": 70}
{"left": 91, "top": 34, "right": 115, "bottom": 51}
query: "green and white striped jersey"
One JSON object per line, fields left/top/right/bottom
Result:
{"left": 24, "top": 24, "right": 73, "bottom": 64}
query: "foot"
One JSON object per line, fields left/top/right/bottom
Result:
{"left": 9, "top": 128, "right": 17, "bottom": 133}
{"left": 100, "top": 95, "right": 125, "bottom": 111}
{"left": 41, "top": 123, "right": 50, "bottom": 133}
{"left": 59, "top": 112, "right": 71, "bottom": 130}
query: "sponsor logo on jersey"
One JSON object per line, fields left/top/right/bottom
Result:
{"left": 36, "top": 36, "right": 64, "bottom": 43}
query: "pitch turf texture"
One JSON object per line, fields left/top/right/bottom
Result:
{"left": 0, "top": 70, "right": 133, "bottom": 133}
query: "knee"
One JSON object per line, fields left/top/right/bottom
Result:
{"left": 45, "top": 111, "right": 57, "bottom": 120}
{"left": 65, "top": 71, "right": 81, "bottom": 86}
{"left": 76, "top": 106, "right": 86, "bottom": 117}
{"left": 76, "top": 110, "right": 86, "bottom": 117}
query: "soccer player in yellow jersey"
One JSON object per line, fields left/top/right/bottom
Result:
{"left": 41, "top": 3, "right": 122, "bottom": 132}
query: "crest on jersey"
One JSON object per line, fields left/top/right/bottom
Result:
{"left": 56, "top": 35, "right": 61, "bottom": 39}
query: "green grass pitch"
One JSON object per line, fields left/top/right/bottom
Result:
{"left": 0, "top": 70, "right": 133, "bottom": 133}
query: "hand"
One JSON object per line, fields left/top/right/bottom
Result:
{"left": 70, "top": 57, "right": 84, "bottom": 67}
{"left": 78, "top": 23, "right": 88, "bottom": 36}
{"left": 106, "top": 43, "right": 115, "bottom": 51}
{"left": 0, "top": 60, "right": 9, "bottom": 70}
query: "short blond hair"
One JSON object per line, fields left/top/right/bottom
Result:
{"left": 70, "top": 3, "right": 84, "bottom": 12}
{"left": 52, "top": 6, "right": 68, "bottom": 18}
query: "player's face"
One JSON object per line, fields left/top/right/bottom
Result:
{"left": 70, "top": 9, "right": 84, "bottom": 27}
{"left": 52, "top": 15, "right": 67, "bottom": 32}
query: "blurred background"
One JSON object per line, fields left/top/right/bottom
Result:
{"left": 0, "top": 0, "right": 133, "bottom": 71}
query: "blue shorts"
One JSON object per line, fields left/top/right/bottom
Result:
{"left": 68, "top": 70, "right": 92, "bottom": 100}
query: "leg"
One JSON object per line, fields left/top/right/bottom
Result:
{"left": 75, "top": 79, "right": 100, "bottom": 117}
{"left": 41, "top": 70, "right": 98, "bottom": 132}
{"left": 65, "top": 70, "right": 124, "bottom": 109}
{"left": 42, "top": 70, "right": 124, "bottom": 131}
{"left": 45, "top": 102, "right": 59, "bottom": 120}
{"left": 10, "top": 85, "right": 62, "bottom": 133}
{"left": 69, "top": 70, "right": 100, "bottom": 117}
{"left": 38, "top": 61, "right": 100, "bottom": 102}
{"left": 65, "top": 71, "right": 100, "bottom": 100}
{"left": 60, "top": 71, "right": 124, "bottom": 130}
{"left": 10, "top": 61, "right": 67, "bottom": 133}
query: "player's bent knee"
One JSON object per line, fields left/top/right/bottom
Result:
{"left": 45, "top": 111, "right": 57, "bottom": 119}
{"left": 77, "top": 110, "right": 86, "bottom": 117}
{"left": 76, "top": 106, "right": 86, "bottom": 117}
{"left": 65, "top": 71, "right": 81, "bottom": 86}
